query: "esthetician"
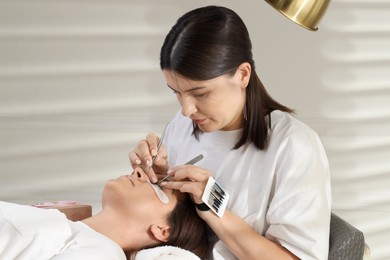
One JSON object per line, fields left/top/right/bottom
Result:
{"left": 129, "top": 5, "right": 331, "bottom": 260}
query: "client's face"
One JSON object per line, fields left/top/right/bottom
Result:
{"left": 102, "top": 167, "right": 179, "bottom": 223}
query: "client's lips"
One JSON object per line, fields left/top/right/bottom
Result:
{"left": 192, "top": 118, "right": 206, "bottom": 125}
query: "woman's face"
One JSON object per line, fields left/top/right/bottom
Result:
{"left": 102, "top": 167, "right": 179, "bottom": 224}
{"left": 163, "top": 66, "right": 248, "bottom": 132}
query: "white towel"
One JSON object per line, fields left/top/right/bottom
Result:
{"left": 135, "top": 245, "right": 200, "bottom": 260}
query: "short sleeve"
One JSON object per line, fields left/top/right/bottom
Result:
{"left": 266, "top": 187, "right": 331, "bottom": 259}
{"left": 265, "top": 123, "right": 331, "bottom": 259}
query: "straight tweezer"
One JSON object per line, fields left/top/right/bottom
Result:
{"left": 157, "top": 154, "right": 204, "bottom": 184}
{"left": 151, "top": 123, "right": 169, "bottom": 165}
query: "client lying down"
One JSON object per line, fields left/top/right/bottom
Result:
{"left": 0, "top": 167, "right": 209, "bottom": 259}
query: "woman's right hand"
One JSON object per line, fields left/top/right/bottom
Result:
{"left": 128, "top": 133, "right": 169, "bottom": 183}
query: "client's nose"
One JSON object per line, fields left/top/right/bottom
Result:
{"left": 133, "top": 167, "right": 148, "bottom": 183}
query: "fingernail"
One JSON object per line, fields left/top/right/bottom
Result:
{"left": 167, "top": 169, "right": 173, "bottom": 175}
{"left": 151, "top": 176, "right": 158, "bottom": 183}
{"left": 160, "top": 181, "right": 167, "bottom": 186}
{"left": 135, "top": 159, "right": 141, "bottom": 164}
{"left": 151, "top": 149, "right": 157, "bottom": 156}
{"left": 146, "top": 160, "right": 152, "bottom": 167}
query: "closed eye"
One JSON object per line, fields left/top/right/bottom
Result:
{"left": 172, "top": 90, "right": 182, "bottom": 97}
{"left": 194, "top": 92, "right": 207, "bottom": 98}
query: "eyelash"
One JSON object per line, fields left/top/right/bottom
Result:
{"left": 194, "top": 93, "right": 207, "bottom": 98}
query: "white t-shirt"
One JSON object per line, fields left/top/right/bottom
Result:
{"left": 0, "top": 201, "right": 126, "bottom": 260}
{"left": 164, "top": 110, "right": 332, "bottom": 260}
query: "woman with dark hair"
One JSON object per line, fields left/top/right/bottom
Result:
{"left": 130, "top": 5, "right": 331, "bottom": 260}
{"left": 0, "top": 167, "right": 209, "bottom": 259}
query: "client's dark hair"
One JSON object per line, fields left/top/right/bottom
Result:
{"left": 163, "top": 192, "right": 210, "bottom": 259}
{"left": 127, "top": 192, "right": 209, "bottom": 259}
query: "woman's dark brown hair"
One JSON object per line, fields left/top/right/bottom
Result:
{"left": 160, "top": 5, "right": 293, "bottom": 150}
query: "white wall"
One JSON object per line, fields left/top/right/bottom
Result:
{"left": 0, "top": 0, "right": 389, "bottom": 259}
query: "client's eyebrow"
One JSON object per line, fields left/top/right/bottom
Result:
{"left": 167, "top": 84, "right": 206, "bottom": 93}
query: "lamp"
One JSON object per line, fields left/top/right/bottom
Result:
{"left": 265, "top": 0, "right": 331, "bottom": 31}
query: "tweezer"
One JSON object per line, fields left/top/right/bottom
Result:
{"left": 157, "top": 154, "right": 204, "bottom": 184}
{"left": 150, "top": 123, "right": 169, "bottom": 168}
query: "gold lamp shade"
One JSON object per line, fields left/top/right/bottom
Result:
{"left": 265, "top": 0, "right": 331, "bottom": 31}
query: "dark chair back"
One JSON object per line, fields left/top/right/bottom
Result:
{"left": 329, "top": 213, "right": 365, "bottom": 260}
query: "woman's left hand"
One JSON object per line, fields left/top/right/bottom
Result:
{"left": 162, "top": 165, "right": 299, "bottom": 260}
{"left": 160, "top": 164, "right": 212, "bottom": 205}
